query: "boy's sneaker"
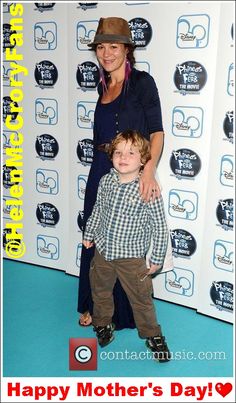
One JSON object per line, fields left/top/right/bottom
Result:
{"left": 146, "top": 335, "right": 171, "bottom": 362}
{"left": 93, "top": 323, "right": 115, "bottom": 347}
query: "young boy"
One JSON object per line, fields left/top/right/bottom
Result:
{"left": 83, "top": 129, "right": 170, "bottom": 362}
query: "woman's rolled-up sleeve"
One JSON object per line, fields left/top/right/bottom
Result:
{"left": 135, "top": 72, "right": 164, "bottom": 134}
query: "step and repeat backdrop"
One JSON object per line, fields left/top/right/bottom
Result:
{"left": 2, "top": 1, "right": 234, "bottom": 322}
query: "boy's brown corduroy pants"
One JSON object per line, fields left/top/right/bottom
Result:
{"left": 89, "top": 248, "right": 162, "bottom": 338}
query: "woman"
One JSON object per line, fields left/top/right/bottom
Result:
{"left": 78, "top": 17, "right": 165, "bottom": 328}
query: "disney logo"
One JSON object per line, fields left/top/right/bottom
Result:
{"left": 79, "top": 116, "right": 90, "bottom": 123}
{"left": 3, "top": 205, "right": 11, "bottom": 214}
{"left": 79, "top": 37, "right": 91, "bottom": 45}
{"left": 37, "top": 112, "right": 48, "bottom": 119}
{"left": 168, "top": 281, "right": 182, "bottom": 289}
{"left": 171, "top": 204, "right": 185, "bottom": 212}
{"left": 216, "top": 255, "right": 232, "bottom": 265}
{"left": 175, "top": 122, "right": 190, "bottom": 130}
{"left": 40, "top": 246, "right": 50, "bottom": 254}
{"left": 179, "top": 33, "right": 196, "bottom": 41}
{"left": 36, "top": 37, "right": 48, "bottom": 45}
{"left": 38, "top": 181, "right": 49, "bottom": 188}
{"left": 223, "top": 170, "right": 233, "bottom": 180}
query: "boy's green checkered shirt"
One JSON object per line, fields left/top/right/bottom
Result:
{"left": 84, "top": 168, "right": 168, "bottom": 265}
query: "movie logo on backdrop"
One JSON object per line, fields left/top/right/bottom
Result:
{"left": 128, "top": 18, "right": 152, "bottom": 47}
{"left": 220, "top": 155, "right": 234, "bottom": 187}
{"left": 35, "top": 134, "right": 59, "bottom": 160}
{"left": 165, "top": 267, "right": 194, "bottom": 297}
{"left": 35, "top": 98, "right": 58, "bottom": 125}
{"left": 2, "top": 196, "right": 19, "bottom": 219}
{"left": 36, "top": 202, "right": 60, "bottom": 227}
{"left": 216, "top": 198, "right": 233, "bottom": 231}
{"left": 76, "top": 62, "right": 100, "bottom": 90}
{"left": 77, "top": 139, "right": 93, "bottom": 165}
{"left": 176, "top": 14, "right": 210, "bottom": 48}
{"left": 77, "top": 3, "right": 98, "bottom": 11}
{"left": 77, "top": 101, "right": 95, "bottom": 129}
{"left": 3, "top": 131, "right": 20, "bottom": 153}
{"left": 2, "top": 202, "right": 11, "bottom": 219}
{"left": 3, "top": 165, "right": 20, "bottom": 188}
{"left": 3, "top": 2, "right": 14, "bottom": 13}
{"left": 3, "top": 23, "right": 17, "bottom": 52}
{"left": 223, "top": 111, "right": 234, "bottom": 143}
{"left": 169, "top": 189, "right": 199, "bottom": 221}
{"left": 230, "top": 23, "right": 234, "bottom": 42}
{"left": 170, "top": 148, "right": 201, "bottom": 180}
{"left": 170, "top": 229, "right": 197, "bottom": 259}
{"left": 213, "top": 240, "right": 234, "bottom": 272}
{"left": 34, "top": 3, "right": 55, "bottom": 12}
{"left": 76, "top": 243, "right": 83, "bottom": 267}
{"left": 77, "top": 20, "right": 98, "bottom": 50}
{"left": 3, "top": 96, "right": 18, "bottom": 123}
{"left": 172, "top": 106, "right": 204, "bottom": 138}
{"left": 210, "top": 281, "right": 233, "bottom": 313}
{"left": 78, "top": 175, "right": 88, "bottom": 200}
{"left": 125, "top": 2, "right": 149, "bottom": 5}
{"left": 36, "top": 168, "right": 59, "bottom": 195}
{"left": 34, "top": 22, "right": 57, "bottom": 50}
{"left": 135, "top": 61, "right": 150, "bottom": 73}
{"left": 227, "top": 63, "right": 234, "bottom": 96}
{"left": 3, "top": 61, "right": 19, "bottom": 87}
{"left": 37, "top": 235, "right": 59, "bottom": 260}
{"left": 3, "top": 228, "right": 22, "bottom": 251}
{"left": 34, "top": 60, "right": 58, "bottom": 88}
{"left": 77, "top": 211, "right": 85, "bottom": 232}
{"left": 174, "top": 61, "right": 207, "bottom": 95}
{"left": 3, "top": 63, "right": 11, "bottom": 86}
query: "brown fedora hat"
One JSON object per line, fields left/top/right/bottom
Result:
{"left": 88, "top": 17, "right": 135, "bottom": 47}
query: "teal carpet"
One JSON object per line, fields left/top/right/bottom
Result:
{"left": 3, "top": 259, "right": 233, "bottom": 377}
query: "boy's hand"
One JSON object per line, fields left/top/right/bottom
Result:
{"left": 83, "top": 240, "right": 94, "bottom": 249}
{"left": 147, "top": 263, "right": 162, "bottom": 275}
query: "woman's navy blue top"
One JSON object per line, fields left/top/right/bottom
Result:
{"left": 84, "top": 68, "right": 164, "bottom": 222}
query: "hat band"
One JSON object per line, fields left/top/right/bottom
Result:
{"left": 91, "top": 33, "right": 133, "bottom": 45}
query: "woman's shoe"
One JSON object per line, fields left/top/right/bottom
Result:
{"left": 79, "top": 311, "right": 92, "bottom": 326}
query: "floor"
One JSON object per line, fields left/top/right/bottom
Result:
{"left": 3, "top": 259, "right": 233, "bottom": 377}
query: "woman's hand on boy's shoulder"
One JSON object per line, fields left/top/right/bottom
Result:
{"left": 83, "top": 240, "right": 94, "bottom": 249}
{"left": 139, "top": 170, "right": 161, "bottom": 203}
